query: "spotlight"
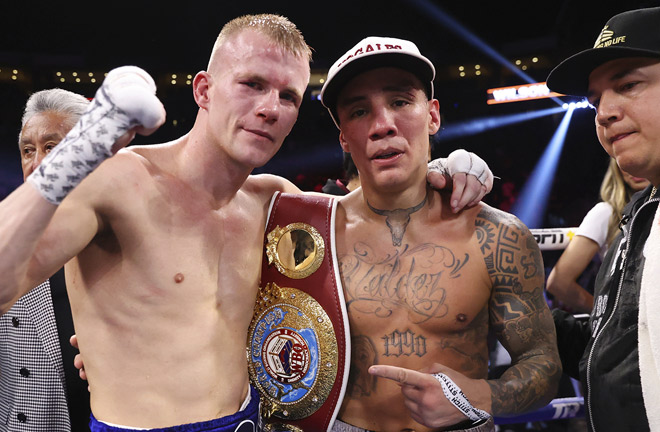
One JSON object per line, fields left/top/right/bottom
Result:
{"left": 436, "top": 106, "right": 565, "bottom": 142}
{"left": 409, "top": 0, "right": 564, "bottom": 106}
{"left": 562, "top": 99, "right": 591, "bottom": 110}
{"left": 512, "top": 106, "right": 576, "bottom": 228}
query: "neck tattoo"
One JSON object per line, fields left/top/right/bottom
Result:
{"left": 367, "top": 195, "right": 427, "bottom": 247}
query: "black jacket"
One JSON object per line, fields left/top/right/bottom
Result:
{"left": 553, "top": 185, "right": 658, "bottom": 432}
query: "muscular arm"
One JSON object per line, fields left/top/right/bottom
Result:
{"left": 546, "top": 235, "right": 597, "bottom": 313}
{"left": 0, "top": 181, "right": 99, "bottom": 313}
{"left": 0, "top": 183, "right": 58, "bottom": 311}
{"left": 0, "top": 67, "right": 164, "bottom": 314}
{"left": 476, "top": 206, "right": 561, "bottom": 416}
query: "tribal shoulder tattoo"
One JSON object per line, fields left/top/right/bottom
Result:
{"left": 475, "top": 206, "right": 561, "bottom": 415}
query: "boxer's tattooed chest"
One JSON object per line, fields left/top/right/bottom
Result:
{"left": 366, "top": 196, "right": 426, "bottom": 247}
{"left": 338, "top": 242, "right": 468, "bottom": 323}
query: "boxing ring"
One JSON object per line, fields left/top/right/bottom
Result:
{"left": 494, "top": 397, "right": 584, "bottom": 425}
{"left": 492, "top": 227, "right": 585, "bottom": 427}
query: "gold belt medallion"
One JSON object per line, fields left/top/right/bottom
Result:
{"left": 247, "top": 282, "right": 339, "bottom": 421}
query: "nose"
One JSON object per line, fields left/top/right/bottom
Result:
{"left": 369, "top": 106, "right": 397, "bottom": 140}
{"left": 256, "top": 90, "right": 280, "bottom": 124}
{"left": 595, "top": 90, "right": 623, "bottom": 127}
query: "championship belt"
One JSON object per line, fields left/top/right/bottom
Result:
{"left": 247, "top": 192, "right": 351, "bottom": 432}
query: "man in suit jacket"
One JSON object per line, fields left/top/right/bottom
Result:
{"left": 0, "top": 88, "right": 91, "bottom": 431}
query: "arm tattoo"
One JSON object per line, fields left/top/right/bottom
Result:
{"left": 476, "top": 206, "right": 561, "bottom": 415}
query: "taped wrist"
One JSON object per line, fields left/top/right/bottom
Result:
{"left": 427, "top": 158, "right": 449, "bottom": 176}
{"left": 27, "top": 66, "right": 160, "bottom": 205}
{"left": 446, "top": 149, "right": 492, "bottom": 186}
{"left": 431, "top": 372, "right": 491, "bottom": 422}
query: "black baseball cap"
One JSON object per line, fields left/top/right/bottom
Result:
{"left": 547, "top": 7, "right": 660, "bottom": 96}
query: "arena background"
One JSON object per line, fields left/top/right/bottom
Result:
{"left": 5, "top": 1, "right": 660, "bottom": 429}
{"left": 1, "top": 0, "right": 658, "bottom": 238}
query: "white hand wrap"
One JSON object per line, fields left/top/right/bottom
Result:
{"left": 436, "top": 149, "right": 493, "bottom": 187}
{"left": 427, "top": 157, "right": 449, "bottom": 176}
{"left": 432, "top": 372, "right": 491, "bottom": 422}
{"left": 27, "top": 66, "right": 164, "bottom": 204}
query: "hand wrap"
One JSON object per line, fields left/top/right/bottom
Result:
{"left": 27, "top": 66, "right": 164, "bottom": 204}
{"left": 431, "top": 372, "right": 491, "bottom": 422}
{"left": 428, "top": 149, "right": 493, "bottom": 189}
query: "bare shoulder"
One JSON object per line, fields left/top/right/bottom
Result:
{"left": 243, "top": 173, "right": 302, "bottom": 200}
{"left": 473, "top": 203, "right": 544, "bottom": 290}
{"left": 64, "top": 146, "right": 167, "bottom": 218}
{"left": 91, "top": 146, "right": 155, "bottom": 183}
{"left": 474, "top": 203, "right": 537, "bottom": 252}
{"left": 474, "top": 202, "right": 529, "bottom": 231}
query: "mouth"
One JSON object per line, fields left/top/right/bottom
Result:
{"left": 610, "top": 131, "right": 634, "bottom": 144}
{"left": 371, "top": 150, "right": 403, "bottom": 161}
{"left": 243, "top": 128, "right": 273, "bottom": 142}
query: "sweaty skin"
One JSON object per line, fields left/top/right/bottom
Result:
{"left": 335, "top": 190, "right": 559, "bottom": 431}
{"left": 331, "top": 65, "right": 559, "bottom": 431}
{"left": 0, "top": 27, "right": 493, "bottom": 429}
{"left": 0, "top": 29, "right": 310, "bottom": 428}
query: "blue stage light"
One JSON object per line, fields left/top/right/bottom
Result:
{"left": 436, "top": 106, "right": 565, "bottom": 142}
{"left": 511, "top": 105, "right": 576, "bottom": 228}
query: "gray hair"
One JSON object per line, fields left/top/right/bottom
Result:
{"left": 19, "top": 88, "right": 89, "bottom": 150}
{"left": 21, "top": 88, "right": 90, "bottom": 130}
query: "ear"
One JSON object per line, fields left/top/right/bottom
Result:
{"left": 193, "top": 71, "right": 212, "bottom": 110}
{"left": 338, "top": 130, "right": 350, "bottom": 153}
{"left": 428, "top": 99, "right": 441, "bottom": 135}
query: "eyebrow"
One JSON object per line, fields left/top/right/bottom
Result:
{"left": 588, "top": 66, "right": 643, "bottom": 98}
{"left": 19, "top": 132, "right": 65, "bottom": 147}
{"left": 243, "top": 73, "right": 303, "bottom": 106}
{"left": 338, "top": 84, "right": 418, "bottom": 107}
{"left": 611, "top": 68, "right": 636, "bottom": 81}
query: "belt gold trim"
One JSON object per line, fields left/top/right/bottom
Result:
{"left": 247, "top": 192, "right": 350, "bottom": 431}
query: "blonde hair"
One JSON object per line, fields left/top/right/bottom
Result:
{"left": 207, "top": 14, "right": 312, "bottom": 72}
{"left": 600, "top": 157, "right": 638, "bottom": 245}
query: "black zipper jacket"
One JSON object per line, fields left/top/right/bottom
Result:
{"left": 553, "top": 185, "right": 658, "bottom": 432}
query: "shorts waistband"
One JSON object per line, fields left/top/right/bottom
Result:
{"left": 89, "top": 386, "right": 259, "bottom": 432}
{"left": 330, "top": 417, "right": 494, "bottom": 432}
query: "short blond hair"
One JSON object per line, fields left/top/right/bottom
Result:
{"left": 207, "top": 14, "right": 312, "bottom": 72}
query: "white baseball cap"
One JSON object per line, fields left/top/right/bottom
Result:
{"left": 320, "top": 36, "right": 435, "bottom": 126}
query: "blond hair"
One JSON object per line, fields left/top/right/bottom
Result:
{"left": 600, "top": 157, "right": 638, "bottom": 245}
{"left": 207, "top": 14, "right": 312, "bottom": 72}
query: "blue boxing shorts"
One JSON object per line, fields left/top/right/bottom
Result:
{"left": 89, "top": 386, "right": 259, "bottom": 432}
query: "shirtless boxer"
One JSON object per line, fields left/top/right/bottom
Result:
{"left": 318, "top": 37, "right": 562, "bottom": 431}
{"left": 0, "top": 15, "right": 491, "bottom": 432}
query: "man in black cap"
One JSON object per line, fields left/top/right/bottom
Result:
{"left": 546, "top": 6, "right": 660, "bottom": 432}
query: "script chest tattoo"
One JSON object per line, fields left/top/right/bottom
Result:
{"left": 339, "top": 243, "right": 468, "bottom": 323}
